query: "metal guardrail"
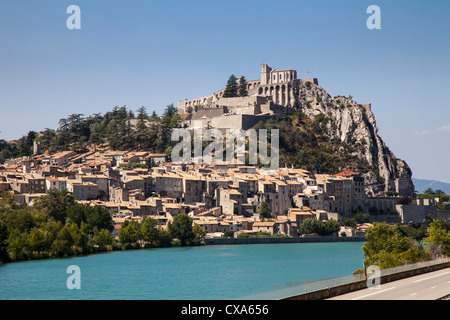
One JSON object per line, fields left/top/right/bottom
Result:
{"left": 239, "top": 256, "right": 449, "bottom": 300}
{"left": 379, "top": 256, "right": 448, "bottom": 277}
{"left": 239, "top": 273, "right": 365, "bottom": 300}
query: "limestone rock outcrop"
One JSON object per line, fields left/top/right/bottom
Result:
{"left": 296, "top": 81, "right": 414, "bottom": 196}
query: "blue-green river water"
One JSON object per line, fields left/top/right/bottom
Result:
{"left": 0, "top": 242, "right": 364, "bottom": 300}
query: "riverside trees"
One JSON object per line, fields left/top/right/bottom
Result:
{"left": 0, "top": 192, "right": 208, "bottom": 263}
{"left": 0, "top": 190, "right": 114, "bottom": 262}
{"left": 118, "top": 214, "right": 206, "bottom": 248}
{"left": 359, "top": 220, "right": 450, "bottom": 271}
{"left": 298, "top": 218, "right": 340, "bottom": 236}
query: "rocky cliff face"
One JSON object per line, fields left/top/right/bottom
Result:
{"left": 296, "top": 80, "right": 414, "bottom": 196}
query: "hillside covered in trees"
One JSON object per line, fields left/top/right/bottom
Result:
{"left": 0, "top": 104, "right": 181, "bottom": 163}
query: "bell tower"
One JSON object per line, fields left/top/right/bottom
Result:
{"left": 261, "top": 63, "right": 272, "bottom": 85}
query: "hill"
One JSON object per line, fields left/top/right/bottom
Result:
{"left": 0, "top": 78, "right": 415, "bottom": 198}
{"left": 412, "top": 178, "right": 450, "bottom": 194}
{"left": 252, "top": 80, "right": 414, "bottom": 197}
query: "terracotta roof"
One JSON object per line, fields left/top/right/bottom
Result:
{"left": 335, "top": 171, "right": 358, "bottom": 177}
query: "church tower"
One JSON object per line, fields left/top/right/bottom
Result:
{"left": 261, "top": 63, "right": 272, "bottom": 85}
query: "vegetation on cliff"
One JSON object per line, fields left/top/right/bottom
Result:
{"left": 253, "top": 112, "right": 372, "bottom": 174}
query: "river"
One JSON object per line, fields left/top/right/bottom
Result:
{"left": 0, "top": 242, "right": 364, "bottom": 300}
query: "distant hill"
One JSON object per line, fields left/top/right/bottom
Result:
{"left": 412, "top": 178, "right": 450, "bottom": 194}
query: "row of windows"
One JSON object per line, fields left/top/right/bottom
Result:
{"left": 29, "top": 180, "right": 45, "bottom": 184}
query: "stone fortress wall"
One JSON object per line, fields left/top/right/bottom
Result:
{"left": 178, "top": 63, "right": 319, "bottom": 131}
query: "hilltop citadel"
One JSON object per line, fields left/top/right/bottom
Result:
{"left": 178, "top": 63, "right": 318, "bottom": 131}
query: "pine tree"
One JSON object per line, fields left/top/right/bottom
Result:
{"left": 223, "top": 74, "right": 238, "bottom": 98}
{"left": 137, "top": 106, "right": 148, "bottom": 120}
{"left": 238, "top": 76, "right": 248, "bottom": 97}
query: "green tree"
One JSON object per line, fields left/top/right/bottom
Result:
{"left": 118, "top": 220, "right": 141, "bottom": 248}
{"left": 323, "top": 219, "right": 340, "bottom": 236}
{"left": 259, "top": 201, "right": 271, "bottom": 219}
{"left": 423, "top": 219, "right": 450, "bottom": 256}
{"left": 353, "top": 211, "right": 370, "bottom": 224}
{"left": 156, "top": 227, "right": 172, "bottom": 248}
{"left": 90, "top": 227, "right": 114, "bottom": 251}
{"left": 2, "top": 207, "right": 34, "bottom": 234}
{"left": 85, "top": 205, "right": 114, "bottom": 234}
{"left": 51, "top": 225, "right": 74, "bottom": 257}
{"left": 65, "top": 221, "right": 89, "bottom": 255}
{"left": 168, "top": 214, "right": 195, "bottom": 246}
{"left": 150, "top": 111, "right": 160, "bottom": 121}
{"left": 238, "top": 76, "right": 248, "bottom": 97}
{"left": 237, "top": 233, "right": 250, "bottom": 238}
{"left": 154, "top": 104, "right": 180, "bottom": 153}
{"left": 66, "top": 204, "right": 113, "bottom": 235}
{"left": 344, "top": 218, "right": 357, "bottom": 229}
{"left": 140, "top": 216, "right": 159, "bottom": 247}
{"left": 0, "top": 221, "right": 9, "bottom": 262}
{"left": 193, "top": 223, "right": 206, "bottom": 245}
{"left": 298, "top": 218, "right": 323, "bottom": 235}
{"left": 136, "top": 106, "right": 149, "bottom": 120}
{"left": 0, "top": 191, "right": 20, "bottom": 209}
{"left": 223, "top": 74, "right": 238, "bottom": 98}
{"left": 362, "top": 223, "right": 427, "bottom": 269}
{"left": 223, "top": 231, "right": 234, "bottom": 238}
{"left": 26, "top": 227, "right": 48, "bottom": 255}
{"left": 7, "top": 229, "right": 28, "bottom": 261}
{"left": 33, "top": 189, "right": 75, "bottom": 223}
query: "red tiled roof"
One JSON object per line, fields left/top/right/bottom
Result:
{"left": 335, "top": 171, "right": 358, "bottom": 177}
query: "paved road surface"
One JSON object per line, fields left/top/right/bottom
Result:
{"left": 328, "top": 267, "right": 450, "bottom": 300}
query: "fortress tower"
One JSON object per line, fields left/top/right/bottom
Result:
{"left": 261, "top": 63, "right": 272, "bottom": 85}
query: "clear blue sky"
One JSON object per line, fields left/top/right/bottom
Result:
{"left": 1, "top": 0, "right": 449, "bottom": 182}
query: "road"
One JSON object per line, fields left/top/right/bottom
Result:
{"left": 328, "top": 267, "right": 450, "bottom": 300}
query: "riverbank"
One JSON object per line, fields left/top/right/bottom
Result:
{"left": 204, "top": 236, "right": 367, "bottom": 246}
